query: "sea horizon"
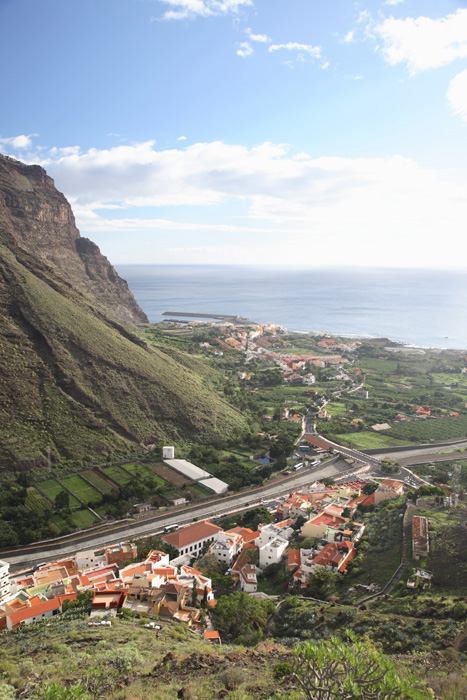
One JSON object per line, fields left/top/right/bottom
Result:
{"left": 116, "top": 264, "right": 467, "bottom": 351}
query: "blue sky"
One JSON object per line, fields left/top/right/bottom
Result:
{"left": 1, "top": 0, "right": 467, "bottom": 267}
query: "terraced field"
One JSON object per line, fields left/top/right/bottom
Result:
{"left": 101, "top": 464, "right": 133, "bottom": 486}
{"left": 121, "top": 462, "right": 165, "bottom": 485}
{"left": 60, "top": 474, "right": 101, "bottom": 505}
{"left": 71, "top": 509, "right": 100, "bottom": 529}
{"left": 38, "top": 479, "right": 80, "bottom": 507}
{"left": 25, "top": 487, "right": 52, "bottom": 511}
{"left": 82, "top": 469, "right": 116, "bottom": 495}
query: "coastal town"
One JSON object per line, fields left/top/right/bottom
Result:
{"left": 0, "top": 465, "right": 432, "bottom": 636}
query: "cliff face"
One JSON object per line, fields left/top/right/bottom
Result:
{"left": 0, "top": 154, "right": 148, "bottom": 325}
{"left": 0, "top": 155, "right": 246, "bottom": 469}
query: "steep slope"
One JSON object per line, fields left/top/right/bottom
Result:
{"left": 0, "top": 162, "right": 247, "bottom": 468}
{"left": 0, "top": 154, "right": 147, "bottom": 325}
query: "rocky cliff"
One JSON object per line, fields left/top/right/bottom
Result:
{"left": 0, "top": 154, "right": 147, "bottom": 325}
{"left": 0, "top": 155, "right": 246, "bottom": 469}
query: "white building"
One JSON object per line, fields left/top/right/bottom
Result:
{"left": 0, "top": 560, "right": 10, "bottom": 602}
{"left": 259, "top": 537, "right": 288, "bottom": 569}
{"left": 239, "top": 564, "right": 258, "bottom": 593}
{"left": 161, "top": 520, "right": 224, "bottom": 557}
{"left": 209, "top": 532, "right": 243, "bottom": 565}
{"left": 74, "top": 549, "right": 107, "bottom": 571}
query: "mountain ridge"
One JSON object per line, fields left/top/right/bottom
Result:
{"left": 0, "top": 153, "right": 147, "bottom": 325}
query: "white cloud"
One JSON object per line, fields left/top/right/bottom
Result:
{"left": 154, "top": 0, "right": 252, "bottom": 21}
{"left": 268, "top": 42, "right": 321, "bottom": 58}
{"left": 447, "top": 69, "right": 467, "bottom": 122}
{"left": 237, "top": 41, "right": 253, "bottom": 58}
{"left": 383, "top": 0, "right": 404, "bottom": 6}
{"left": 177, "top": 135, "right": 187, "bottom": 141}
{"left": 376, "top": 9, "right": 467, "bottom": 74}
{"left": 9, "top": 139, "right": 467, "bottom": 267}
{"left": 0, "top": 134, "right": 36, "bottom": 149}
{"left": 246, "top": 28, "right": 270, "bottom": 43}
{"left": 343, "top": 30, "right": 354, "bottom": 43}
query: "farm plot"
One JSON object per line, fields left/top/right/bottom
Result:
{"left": 121, "top": 462, "right": 167, "bottom": 486}
{"left": 152, "top": 463, "right": 191, "bottom": 486}
{"left": 389, "top": 414, "right": 467, "bottom": 442}
{"left": 82, "top": 469, "right": 116, "bottom": 495}
{"left": 26, "top": 487, "right": 52, "bottom": 512}
{"left": 340, "top": 431, "right": 410, "bottom": 450}
{"left": 60, "top": 474, "right": 102, "bottom": 505}
{"left": 38, "top": 479, "right": 80, "bottom": 507}
{"left": 101, "top": 464, "right": 133, "bottom": 486}
{"left": 71, "top": 509, "right": 100, "bottom": 529}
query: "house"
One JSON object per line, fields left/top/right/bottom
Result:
{"left": 258, "top": 536, "right": 288, "bottom": 569}
{"left": 4, "top": 590, "right": 76, "bottom": 630}
{"left": 287, "top": 548, "right": 301, "bottom": 571}
{"left": 294, "top": 541, "right": 355, "bottom": 585}
{"left": 209, "top": 532, "right": 243, "bottom": 565}
{"left": 231, "top": 550, "right": 258, "bottom": 593}
{"left": 161, "top": 520, "right": 224, "bottom": 557}
{"left": 90, "top": 589, "right": 125, "bottom": 618}
{"left": 225, "top": 527, "right": 259, "bottom": 550}
{"left": 412, "top": 516, "right": 429, "bottom": 560}
{"left": 75, "top": 548, "right": 107, "bottom": 571}
{"left": 300, "top": 505, "right": 348, "bottom": 541}
{"left": 374, "top": 479, "right": 404, "bottom": 505}
{"left": 105, "top": 542, "right": 137, "bottom": 565}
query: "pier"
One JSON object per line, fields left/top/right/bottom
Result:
{"left": 162, "top": 311, "right": 250, "bottom": 325}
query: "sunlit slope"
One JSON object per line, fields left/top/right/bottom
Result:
{"left": 0, "top": 232, "right": 246, "bottom": 468}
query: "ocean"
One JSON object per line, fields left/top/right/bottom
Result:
{"left": 116, "top": 265, "right": 467, "bottom": 350}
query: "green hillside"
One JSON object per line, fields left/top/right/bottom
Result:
{"left": 0, "top": 231, "right": 246, "bottom": 470}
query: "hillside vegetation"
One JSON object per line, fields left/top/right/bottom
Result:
{"left": 0, "top": 231, "right": 246, "bottom": 470}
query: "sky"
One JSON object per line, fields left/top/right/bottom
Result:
{"left": 1, "top": 0, "right": 467, "bottom": 267}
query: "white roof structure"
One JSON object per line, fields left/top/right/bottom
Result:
{"left": 164, "top": 459, "right": 210, "bottom": 481}
{"left": 199, "top": 477, "right": 229, "bottom": 494}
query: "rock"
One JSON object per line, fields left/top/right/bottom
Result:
{"left": 0, "top": 154, "right": 148, "bottom": 325}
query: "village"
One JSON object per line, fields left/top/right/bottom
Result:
{"left": 0, "top": 467, "right": 430, "bottom": 638}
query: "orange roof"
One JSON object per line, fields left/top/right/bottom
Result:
{"left": 287, "top": 549, "right": 300, "bottom": 570}
{"left": 161, "top": 520, "right": 223, "bottom": 549}
{"left": 360, "top": 492, "right": 375, "bottom": 507}
{"left": 204, "top": 630, "right": 220, "bottom": 639}
{"left": 226, "top": 527, "right": 258, "bottom": 543}
{"left": 9, "top": 597, "right": 63, "bottom": 626}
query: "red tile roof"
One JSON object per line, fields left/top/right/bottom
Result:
{"left": 204, "top": 630, "right": 220, "bottom": 639}
{"left": 9, "top": 597, "right": 62, "bottom": 626}
{"left": 161, "top": 520, "right": 223, "bottom": 549}
{"left": 287, "top": 548, "right": 300, "bottom": 570}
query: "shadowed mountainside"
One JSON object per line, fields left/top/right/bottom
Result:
{"left": 0, "top": 155, "right": 246, "bottom": 469}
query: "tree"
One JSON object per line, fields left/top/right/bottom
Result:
{"left": 362, "top": 482, "right": 378, "bottom": 495}
{"left": 306, "top": 568, "right": 336, "bottom": 600}
{"left": 191, "top": 579, "right": 198, "bottom": 607}
{"left": 55, "top": 490, "right": 70, "bottom": 511}
{"left": 216, "top": 592, "right": 275, "bottom": 640}
{"left": 288, "top": 636, "right": 427, "bottom": 700}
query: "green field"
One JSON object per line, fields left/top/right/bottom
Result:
{"left": 389, "top": 414, "right": 467, "bottom": 441}
{"left": 60, "top": 474, "right": 102, "bottom": 505}
{"left": 334, "top": 431, "right": 410, "bottom": 450}
{"left": 38, "top": 479, "right": 80, "bottom": 507}
{"left": 82, "top": 469, "right": 116, "bottom": 494}
{"left": 101, "top": 464, "right": 133, "bottom": 486}
{"left": 25, "top": 487, "right": 52, "bottom": 512}
{"left": 121, "top": 462, "right": 166, "bottom": 485}
{"left": 71, "top": 508, "right": 99, "bottom": 529}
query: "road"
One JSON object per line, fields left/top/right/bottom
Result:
{"left": 0, "top": 457, "right": 353, "bottom": 571}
